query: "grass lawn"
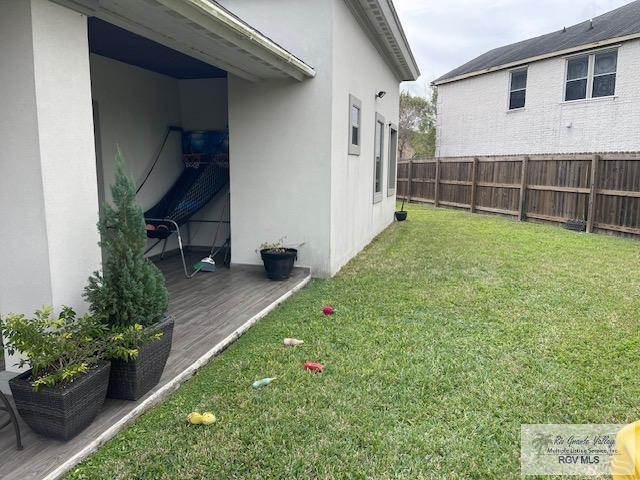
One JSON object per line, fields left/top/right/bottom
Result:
{"left": 67, "top": 204, "right": 640, "bottom": 479}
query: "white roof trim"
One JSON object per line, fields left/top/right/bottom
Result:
{"left": 51, "top": 0, "right": 316, "bottom": 82}
{"left": 178, "top": 0, "right": 316, "bottom": 80}
{"left": 433, "top": 32, "right": 640, "bottom": 86}
{"left": 344, "top": 0, "right": 420, "bottom": 81}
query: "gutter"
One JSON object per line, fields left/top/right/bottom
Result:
{"left": 186, "top": 0, "right": 316, "bottom": 79}
{"left": 343, "top": 0, "right": 420, "bottom": 82}
{"left": 433, "top": 31, "right": 640, "bottom": 86}
{"left": 382, "top": 0, "right": 420, "bottom": 80}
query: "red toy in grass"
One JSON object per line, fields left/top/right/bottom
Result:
{"left": 322, "top": 306, "right": 334, "bottom": 315}
{"left": 304, "top": 361, "right": 325, "bottom": 373}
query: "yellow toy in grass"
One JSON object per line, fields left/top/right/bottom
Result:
{"left": 201, "top": 412, "right": 216, "bottom": 425}
{"left": 187, "top": 412, "right": 203, "bottom": 425}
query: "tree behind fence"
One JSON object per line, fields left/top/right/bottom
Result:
{"left": 397, "top": 153, "right": 640, "bottom": 236}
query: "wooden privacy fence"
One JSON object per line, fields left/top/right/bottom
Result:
{"left": 397, "top": 153, "right": 640, "bottom": 236}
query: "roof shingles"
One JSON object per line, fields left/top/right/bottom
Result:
{"left": 434, "top": 0, "right": 640, "bottom": 84}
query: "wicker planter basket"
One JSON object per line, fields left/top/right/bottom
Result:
{"left": 565, "top": 219, "right": 587, "bottom": 232}
{"left": 107, "top": 316, "right": 174, "bottom": 401}
{"left": 9, "top": 361, "right": 111, "bottom": 441}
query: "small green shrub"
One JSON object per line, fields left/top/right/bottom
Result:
{"left": 0, "top": 306, "right": 109, "bottom": 390}
{"left": 108, "top": 322, "right": 163, "bottom": 362}
{"left": 258, "top": 238, "right": 287, "bottom": 254}
{"left": 84, "top": 152, "right": 168, "bottom": 329}
{"left": 0, "top": 306, "right": 158, "bottom": 389}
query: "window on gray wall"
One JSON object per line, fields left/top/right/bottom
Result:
{"left": 509, "top": 68, "right": 527, "bottom": 110}
{"left": 387, "top": 124, "right": 398, "bottom": 196}
{"left": 349, "top": 94, "right": 362, "bottom": 155}
{"left": 373, "top": 113, "right": 385, "bottom": 203}
{"left": 565, "top": 49, "right": 617, "bottom": 101}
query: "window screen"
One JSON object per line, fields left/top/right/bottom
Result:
{"left": 509, "top": 69, "right": 527, "bottom": 110}
{"left": 565, "top": 55, "right": 589, "bottom": 101}
{"left": 592, "top": 51, "right": 617, "bottom": 98}
{"left": 348, "top": 94, "right": 362, "bottom": 155}
{"left": 387, "top": 125, "right": 398, "bottom": 196}
{"left": 565, "top": 50, "right": 617, "bottom": 102}
{"left": 373, "top": 113, "right": 385, "bottom": 201}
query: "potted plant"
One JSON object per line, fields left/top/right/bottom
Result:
{"left": 84, "top": 154, "right": 173, "bottom": 401}
{"left": 259, "top": 240, "right": 298, "bottom": 280}
{"left": 1, "top": 306, "right": 111, "bottom": 440}
{"left": 395, "top": 196, "right": 408, "bottom": 221}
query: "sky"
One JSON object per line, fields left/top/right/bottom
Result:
{"left": 394, "top": 0, "right": 633, "bottom": 97}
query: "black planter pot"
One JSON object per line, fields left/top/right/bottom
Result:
{"left": 260, "top": 248, "right": 297, "bottom": 280}
{"left": 395, "top": 211, "right": 408, "bottom": 221}
{"left": 107, "top": 316, "right": 174, "bottom": 401}
{"left": 9, "top": 361, "right": 111, "bottom": 441}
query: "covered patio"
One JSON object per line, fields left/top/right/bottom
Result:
{"left": 0, "top": 253, "right": 310, "bottom": 480}
{"left": 0, "top": 2, "right": 316, "bottom": 477}
{"left": 0, "top": 0, "right": 316, "bottom": 376}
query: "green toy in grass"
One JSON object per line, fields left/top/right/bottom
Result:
{"left": 252, "top": 377, "right": 275, "bottom": 388}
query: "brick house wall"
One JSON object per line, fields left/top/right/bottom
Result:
{"left": 435, "top": 38, "right": 640, "bottom": 157}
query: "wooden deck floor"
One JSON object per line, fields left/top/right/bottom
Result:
{"left": 0, "top": 254, "right": 310, "bottom": 480}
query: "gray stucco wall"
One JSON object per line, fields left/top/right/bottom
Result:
{"left": 0, "top": 0, "right": 101, "bottom": 371}
{"left": 220, "top": 0, "right": 401, "bottom": 276}
{"left": 221, "top": 0, "right": 335, "bottom": 276}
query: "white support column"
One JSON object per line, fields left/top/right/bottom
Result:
{"left": 0, "top": 0, "right": 101, "bottom": 372}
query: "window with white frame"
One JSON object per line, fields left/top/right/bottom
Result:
{"left": 387, "top": 124, "right": 398, "bottom": 196}
{"left": 348, "top": 94, "right": 362, "bottom": 155}
{"left": 592, "top": 50, "right": 617, "bottom": 97}
{"left": 509, "top": 68, "right": 527, "bottom": 110}
{"left": 373, "top": 113, "right": 385, "bottom": 202}
{"left": 565, "top": 49, "right": 617, "bottom": 101}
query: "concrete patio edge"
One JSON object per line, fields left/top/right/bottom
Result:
{"left": 43, "top": 272, "right": 312, "bottom": 480}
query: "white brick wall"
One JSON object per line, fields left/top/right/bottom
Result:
{"left": 436, "top": 39, "right": 640, "bottom": 157}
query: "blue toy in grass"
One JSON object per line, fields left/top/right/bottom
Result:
{"left": 252, "top": 378, "right": 275, "bottom": 388}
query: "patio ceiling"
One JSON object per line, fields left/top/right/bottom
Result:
{"left": 88, "top": 18, "right": 228, "bottom": 79}
{"left": 52, "top": 0, "right": 316, "bottom": 82}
